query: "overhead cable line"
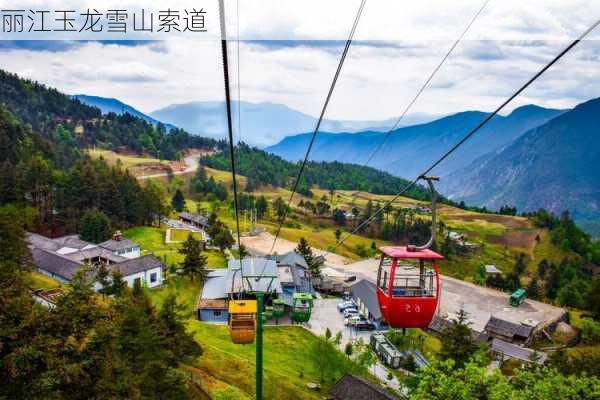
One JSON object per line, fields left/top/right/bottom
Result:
{"left": 236, "top": 0, "right": 242, "bottom": 144}
{"left": 218, "top": 0, "right": 243, "bottom": 269}
{"left": 362, "top": 0, "right": 490, "bottom": 168}
{"left": 267, "top": 0, "right": 367, "bottom": 257}
{"left": 330, "top": 17, "right": 600, "bottom": 255}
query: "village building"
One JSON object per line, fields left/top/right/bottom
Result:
{"left": 197, "top": 258, "right": 284, "bottom": 322}
{"left": 350, "top": 279, "right": 386, "bottom": 328}
{"left": 197, "top": 269, "right": 230, "bottom": 322}
{"left": 197, "top": 255, "right": 314, "bottom": 322}
{"left": 179, "top": 211, "right": 210, "bottom": 230}
{"left": 27, "top": 232, "right": 164, "bottom": 289}
{"left": 98, "top": 231, "right": 140, "bottom": 259}
{"left": 314, "top": 266, "right": 354, "bottom": 294}
{"left": 330, "top": 374, "right": 398, "bottom": 400}
{"left": 484, "top": 316, "right": 534, "bottom": 344}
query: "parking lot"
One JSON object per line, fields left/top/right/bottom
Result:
{"left": 337, "top": 259, "right": 565, "bottom": 332}
{"left": 307, "top": 298, "right": 375, "bottom": 347}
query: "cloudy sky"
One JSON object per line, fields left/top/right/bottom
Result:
{"left": 0, "top": 0, "right": 599, "bottom": 123}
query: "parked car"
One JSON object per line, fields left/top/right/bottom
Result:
{"left": 343, "top": 308, "right": 359, "bottom": 318}
{"left": 354, "top": 321, "right": 376, "bottom": 331}
{"left": 344, "top": 315, "right": 367, "bottom": 326}
{"left": 337, "top": 301, "right": 356, "bottom": 312}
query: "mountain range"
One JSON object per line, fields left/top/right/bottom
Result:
{"left": 149, "top": 100, "right": 439, "bottom": 146}
{"left": 441, "top": 98, "right": 600, "bottom": 234}
{"left": 74, "top": 95, "right": 439, "bottom": 147}
{"left": 266, "top": 105, "right": 565, "bottom": 179}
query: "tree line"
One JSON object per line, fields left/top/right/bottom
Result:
{"left": 0, "top": 105, "right": 170, "bottom": 235}
{"left": 199, "top": 143, "right": 433, "bottom": 200}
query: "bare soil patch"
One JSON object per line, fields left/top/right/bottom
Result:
{"left": 486, "top": 229, "right": 541, "bottom": 251}
{"left": 449, "top": 213, "right": 530, "bottom": 229}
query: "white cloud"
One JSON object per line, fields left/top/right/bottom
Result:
{"left": 0, "top": 0, "right": 599, "bottom": 135}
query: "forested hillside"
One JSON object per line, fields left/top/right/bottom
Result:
{"left": 0, "top": 69, "right": 218, "bottom": 160}
{"left": 200, "top": 143, "right": 434, "bottom": 200}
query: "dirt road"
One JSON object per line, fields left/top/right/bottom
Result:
{"left": 137, "top": 153, "right": 199, "bottom": 180}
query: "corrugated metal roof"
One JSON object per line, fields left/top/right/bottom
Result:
{"left": 180, "top": 212, "right": 209, "bottom": 226}
{"left": 491, "top": 338, "right": 547, "bottom": 364}
{"left": 201, "top": 274, "right": 229, "bottom": 299}
{"left": 226, "top": 258, "right": 282, "bottom": 294}
{"left": 350, "top": 279, "right": 382, "bottom": 320}
{"left": 485, "top": 316, "right": 533, "bottom": 339}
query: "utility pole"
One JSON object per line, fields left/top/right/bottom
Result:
{"left": 256, "top": 292, "right": 264, "bottom": 400}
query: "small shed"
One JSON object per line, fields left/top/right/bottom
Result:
{"left": 330, "top": 374, "right": 398, "bottom": 400}
{"left": 197, "top": 299, "right": 229, "bottom": 322}
{"left": 491, "top": 338, "right": 547, "bottom": 365}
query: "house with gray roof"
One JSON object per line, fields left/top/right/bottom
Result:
{"left": 99, "top": 231, "right": 140, "bottom": 259}
{"left": 179, "top": 212, "right": 210, "bottom": 229}
{"left": 27, "top": 232, "right": 164, "bottom": 290}
{"left": 484, "top": 316, "right": 534, "bottom": 344}
{"left": 197, "top": 269, "right": 229, "bottom": 322}
{"left": 350, "top": 279, "right": 385, "bottom": 328}
{"left": 330, "top": 374, "right": 398, "bottom": 400}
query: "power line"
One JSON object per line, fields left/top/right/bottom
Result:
{"left": 362, "top": 0, "right": 490, "bottom": 168}
{"left": 330, "top": 17, "right": 600, "bottom": 255}
{"left": 218, "top": 0, "right": 243, "bottom": 267}
{"left": 268, "top": 0, "right": 367, "bottom": 256}
{"left": 236, "top": 0, "right": 242, "bottom": 145}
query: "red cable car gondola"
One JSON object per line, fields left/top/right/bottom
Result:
{"left": 376, "top": 176, "right": 443, "bottom": 329}
{"left": 376, "top": 246, "right": 443, "bottom": 329}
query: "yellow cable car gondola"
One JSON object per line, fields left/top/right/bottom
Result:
{"left": 228, "top": 299, "right": 258, "bottom": 344}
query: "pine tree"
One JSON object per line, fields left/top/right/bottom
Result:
{"left": 96, "top": 263, "right": 111, "bottom": 299}
{"left": 158, "top": 294, "right": 203, "bottom": 362}
{"left": 110, "top": 269, "right": 127, "bottom": 297}
{"left": 439, "top": 308, "right": 477, "bottom": 368}
{"left": 178, "top": 234, "right": 208, "bottom": 281}
{"left": 79, "top": 209, "right": 112, "bottom": 243}
{"left": 295, "top": 237, "right": 322, "bottom": 278}
{"left": 335, "top": 229, "right": 342, "bottom": 244}
{"left": 171, "top": 189, "right": 185, "bottom": 212}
